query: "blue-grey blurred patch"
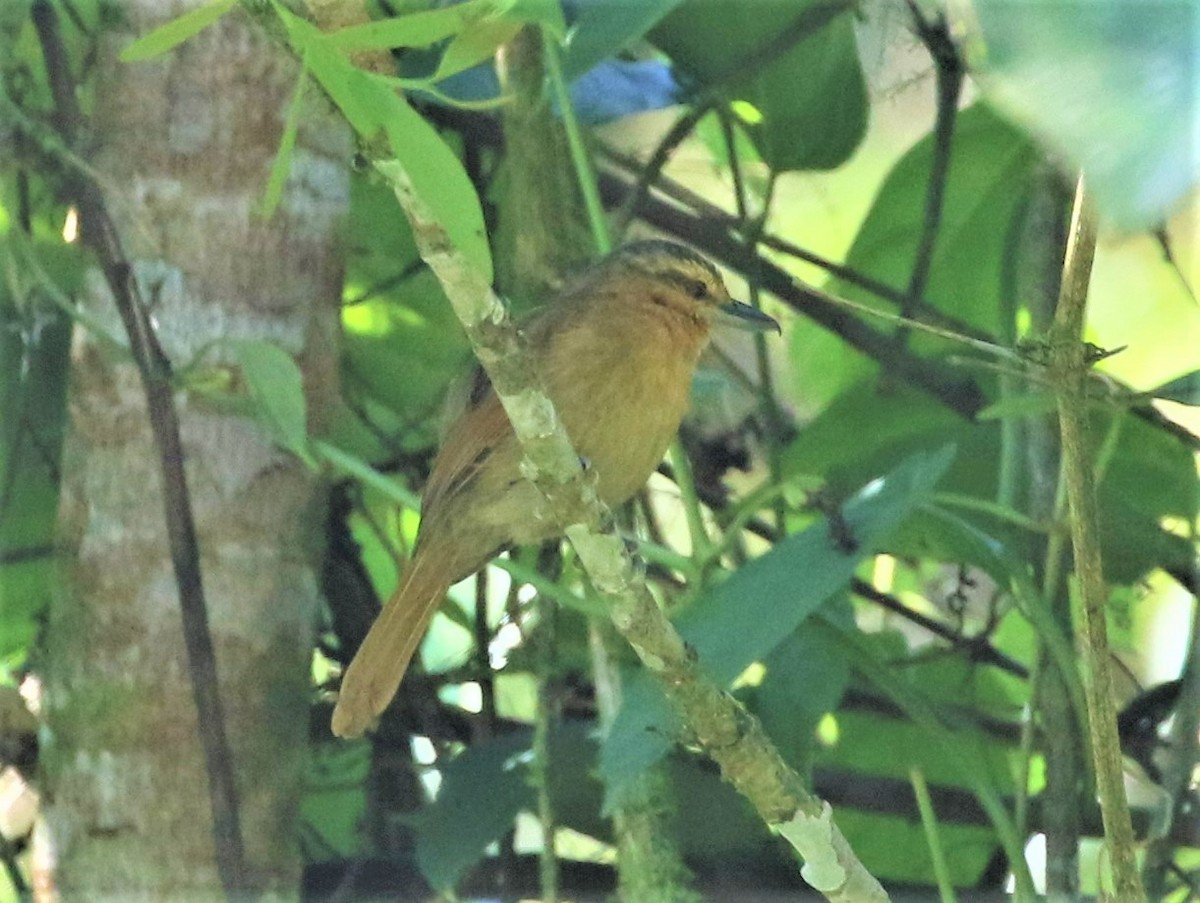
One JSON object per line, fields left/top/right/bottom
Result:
{"left": 416, "top": 57, "right": 679, "bottom": 124}
{"left": 560, "top": 58, "right": 679, "bottom": 123}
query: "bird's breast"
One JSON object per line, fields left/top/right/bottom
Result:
{"left": 541, "top": 305, "right": 705, "bottom": 506}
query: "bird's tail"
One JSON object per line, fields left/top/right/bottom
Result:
{"left": 331, "top": 536, "right": 463, "bottom": 738}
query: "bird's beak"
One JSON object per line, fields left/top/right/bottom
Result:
{"left": 716, "top": 300, "right": 781, "bottom": 334}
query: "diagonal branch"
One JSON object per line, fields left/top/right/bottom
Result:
{"left": 361, "top": 59, "right": 890, "bottom": 903}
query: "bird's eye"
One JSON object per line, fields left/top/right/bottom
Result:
{"left": 688, "top": 279, "right": 708, "bottom": 300}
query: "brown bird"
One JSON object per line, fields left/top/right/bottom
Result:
{"left": 332, "top": 240, "right": 779, "bottom": 738}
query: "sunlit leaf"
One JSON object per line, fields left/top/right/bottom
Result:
{"left": 278, "top": 6, "right": 494, "bottom": 282}
{"left": 119, "top": 0, "right": 237, "bottom": 62}
{"left": 323, "top": 0, "right": 501, "bottom": 52}
{"left": 433, "top": 15, "right": 522, "bottom": 81}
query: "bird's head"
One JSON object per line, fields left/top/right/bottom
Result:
{"left": 605, "top": 240, "right": 781, "bottom": 335}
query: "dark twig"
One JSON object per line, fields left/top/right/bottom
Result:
{"left": 31, "top": 1, "right": 248, "bottom": 894}
{"left": 1153, "top": 228, "right": 1198, "bottom": 307}
{"left": 850, "top": 579, "right": 1029, "bottom": 679}
{"left": 473, "top": 569, "right": 497, "bottom": 728}
{"left": 612, "top": 101, "right": 714, "bottom": 238}
{"left": 613, "top": 0, "right": 855, "bottom": 238}
{"left": 342, "top": 257, "right": 426, "bottom": 306}
{"left": 900, "top": 1, "right": 963, "bottom": 323}
{"left": 0, "top": 546, "right": 55, "bottom": 566}
{"left": 718, "top": 106, "right": 751, "bottom": 223}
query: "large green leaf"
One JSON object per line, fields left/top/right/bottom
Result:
{"left": 414, "top": 721, "right": 606, "bottom": 890}
{"left": 300, "top": 738, "right": 371, "bottom": 861}
{"left": 825, "top": 806, "right": 999, "bottom": 888}
{"left": 650, "top": 0, "right": 866, "bottom": 171}
{"left": 789, "top": 104, "right": 1039, "bottom": 406}
{"left": 781, "top": 378, "right": 992, "bottom": 499}
{"left": 600, "top": 445, "right": 956, "bottom": 802}
{"left": 744, "top": 600, "right": 854, "bottom": 771}
{"left": 415, "top": 731, "right": 532, "bottom": 890}
{"left": 1093, "top": 409, "right": 1198, "bottom": 585}
{"left": 961, "top": 1, "right": 1200, "bottom": 230}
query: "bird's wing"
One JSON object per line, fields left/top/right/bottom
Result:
{"left": 418, "top": 368, "right": 514, "bottom": 533}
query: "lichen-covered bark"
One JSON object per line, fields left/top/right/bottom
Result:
{"left": 38, "top": 3, "right": 346, "bottom": 897}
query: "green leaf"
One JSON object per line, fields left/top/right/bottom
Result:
{"left": 433, "top": 15, "right": 522, "bottom": 81}
{"left": 376, "top": 89, "right": 494, "bottom": 283}
{"left": 0, "top": 288, "right": 71, "bottom": 659}
{"left": 119, "top": 0, "right": 237, "bottom": 62}
{"left": 1094, "top": 409, "right": 1198, "bottom": 584}
{"left": 781, "top": 378, "right": 994, "bottom": 501}
{"left": 1152, "top": 369, "right": 1200, "bottom": 406}
{"left": 749, "top": 603, "right": 853, "bottom": 770}
{"left": 600, "top": 445, "right": 957, "bottom": 802}
{"left": 279, "top": 7, "right": 494, "bottom": 283}
{"left": 820, "top": 808, "right": 1000, "bottom": 889}
{"left": 300, "top": 739, "right": 372, "bottom": 860}
{"left": 562, "top": 0, "right": 685, "bottom": 80}
{"left": 339, "top": 176, "right": 471, "bottom": 452}
{"left": 962, "top": 2, "right": 1200, "bottom": 229}
{"left": 258, "top": 57, "right": 308, "bottom": 219}
{"left": 791, "top": 105, "right": 1038, "bottom": 406}
{"left": 415, "top": 731, "right": 532, "bottom": 889}
{"left": 323, "top": 0, "right": 502, "bottom": 52}
{"left": 650, "top": 0, "right": 866, "bottom": 171}
{"left": 680, "top": 444, "right": 957, "bottom": 676}
{"left": 227, "top": 340, "right": 311, "bottom": 464}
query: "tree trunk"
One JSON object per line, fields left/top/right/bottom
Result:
{"left": 36, "top": 3, "right": 346, "bottom": 898}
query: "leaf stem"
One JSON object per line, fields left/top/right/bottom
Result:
{"left": 668, "top": 441, "right": 713, "bottom": 563}
{"left": 909, "top": 767, "right": 956, "bottom": 903}
{"left": 542, "top": 32, "right": 610, "bottom": 254}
